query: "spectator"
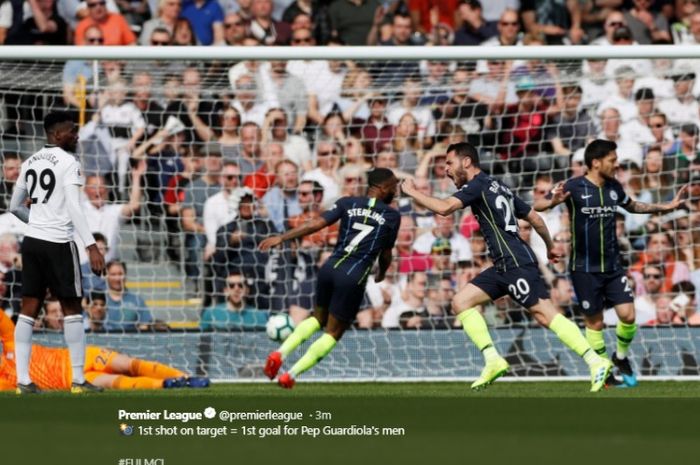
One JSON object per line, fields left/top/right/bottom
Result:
{"left": 181, "top": 150, "right": 222, "bottom": 285}
{"left": 427, "top": 237, "right": 455, "bottom": 285}
{"left": 626, "top": 265, "right": 664, "bottom": 324}
{"left": 116, "top": 0, "right": 149, "bottom": 27}
{"left": 163, "top": 147, "right": 202, "bottom": 261}
{"left": 85, "top": 291, "right": 107, "bottom": 332}
{"left": 596, "top": 107, "right": 643, "bottom": 167}
{"left": 262, "top": 160, "right": 302, "bottom": 232}
{"left": 634, "top": 232, "right": 691, "bottom": 292}
{"left": 382, "top": 271, "right": 429, "bottom": 329}
{"left": 5, "top": 0, "right": 68, "bottom": 45}
{"left": 665, "top": 123, "right": 700, "bottom": 183}
{"left": 598, "top": 66, "right": 639, "bottom": 124}
{"left": 166, "top": 67, "right": 222, "bottom": 144}
{"left": 230, "top": 122, "right": 264, "bottom": 175}
{"left": 641, "top": 146, "right": 674, "bottom": 203}
{"left": 479, "top": 7, "right": 519, "bottom": 47}
{"left": 645, "top": 112, "right": 674, "bottom": 154}
{"left": 282, "top": 2, "right": 312, "bottom": 25}
{"left": 223, "top": 12, "right": 248, "bottom": 46}
{"left": 260, "top": 62, "right": 308, "bottom": 135}
{"left": 391, "top": 112, "right": 424, "bottom": 172}
{"left": 550, "top": 276, "right": 575, "bottom": 317}
{"left": 387, "top": 77, "right": 435, "bottom": 148}
{"left": 337, "top": 163, "right": 366, "bottom": 197}
{"left": 672, "top": 5, "right": 700, "bottom": 44}
{"left": 181, "top": 0, "right": 224, "bottom": 45}
{"left": 395, "top": 214, "right": 431, "bottom": 274}
{"left": 74, "top": 0, "right": 136, "bottom": 45}
{"left": 469, "top": 60, "right": 517, "bottom": 111}
{"left": 335, "top": 67, "right": 374, "bottom": 123}
{"left": 408, "top": 0, "right": 460, "bottom": 35}
{"left": 200, "top": 271, "right": 268, "bottom": 330}
{"left": 244, "top": 141, "right": 284, "bottom": 198}
{"left": 82, "top": 232, "right": 109, "bottom": 296}
{"left": 580, "top": 58, "right": 617, "bottom": 108}
{"left": 203, "top": 161, "right": 242, "bottom": 261}
{"left": 420, "top": 60, "right": 451, "bottom": 108}
{"left": 0, "top": 153, "right": 20, "bottom": 213}
{"left": 437, "top": 66, "right": 489, "bottom": 147}
{"left": 80, "top": 162, "right": 145, "bottom": 262}
{"left": 397, "top": 175, "right": 436, "bottom": 234}
{"left": 216, "top": 107, "right": 242, "bottom": 148}
{"left": 62, "top": 26, "right": 104, "bottom": 110}
{"left": 657, "top": 65, "right": 698, "bottom": 126}
{"left": 104, "top": 261, "right": 154, "bottom": 331}
{"left": 413, "top": 213, "right": 472, "bottom": 264}
{"left": 590, "top": 9, "right": 627, "bottom": 45}
{"left": 370, "top": 11, "right": 416, "bottom": 45}
{"left": 361, "top": 94, "right": 394, "bottom": 155}
{"left": 546, "top": 230, "right": 571, "bottom": 279}
{"left": 670, "top": 281, "right": 700, "bottom": 325}
{"left": 619, "top": 87, "right": 659, "bottom": 146}
{"left": 546, "top": 84, "right": 595, "bottom": 157}
{"left": 248, "top": 0, "right": 291, "bottom": 45}
{"left": 453, "top": 0, "right": 497, "bottom": 45}
{"left": 287, "top": 180, "right": 339, "bottom": 249}
{"left": 521, "top": 0, "right": 584, "bottom": 44}
{"left": 302, "top": 139, "right": 341, "bottom": 208}
{"left": 529, "top": 175, "right": 565, "bottom": 264}
{"left": 623, "top": 0, "right": 670, "bottom": 44}
{"left": 172, "top": 17, "right": 198, "bottom": 44}
{"left": 231, "top": 74, "right": 275, "bottom": 127}
{"left": 130, "top": 72, "right": 168, "bottom": 138}
{"left": 328, "top": 0, "right": 381, "bottom": 45}
{"left": 138, "top": 0, "right": 181, "bottom": 45}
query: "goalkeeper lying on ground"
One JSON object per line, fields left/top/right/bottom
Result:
{"left": 0, "top": 311, "right": 209, "bottom": 391}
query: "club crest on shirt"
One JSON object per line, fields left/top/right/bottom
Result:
{"left": 610, "top": 190, "right": 618, "bottom": 202}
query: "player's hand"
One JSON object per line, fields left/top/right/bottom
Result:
{"left": 87, "top": 244, "right": 105, "bottom": 276}
{"left": 259, "top": 236, "right": 283, "bottom": 251}
{"left": 669, "top": 184, "right": 689, "bottom": 209}
{"left": 550, "top": 182, "right": 570, "bottom": 205}
{"left": 401, "top": 178, "right": 417, "bottom": 196}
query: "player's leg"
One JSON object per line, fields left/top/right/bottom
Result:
{"left": 264, "top": 267, "right": 334, "bottom": 379}
{"left": 279, "top": 314, "right": 350, "bottom": 389}
{"left": 87, "top": 372, "right": 164, "bottom": 390}
{"left": 452, "top": 270, "right": 509, "bottom": 390}
{"left": 612, "top": 302, "right": 638, "bottom": 386}
{"left": 15, "top": 237, "right": 47, "bottom": 392}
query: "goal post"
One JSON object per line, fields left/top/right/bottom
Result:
{"left": 1, "top": 45, "right": 700, "bottom": 382}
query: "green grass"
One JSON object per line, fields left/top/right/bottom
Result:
{"left": 2, "top": 382, "right": 700, "bottom": 465}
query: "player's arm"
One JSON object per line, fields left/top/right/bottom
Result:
{"left": 375, "top": 247, "right": 392, "bottom": 283}
{"left": 525, "top": 209, "right": 559, "bottom": 262}
{"left": 401, "top": 178, "right": 463, "bottom": 216}
{"left": 259, "top": 216, "right": 329, "bottom": 251}
{"left": 9, "top": 185, "right": 30, "bottom": 223}
{"left": 533, "top": 182, "right": 570, "bottom": 211}
{"left": 65, "top": 184, "right": 105, "bottom": 275}
{"left": 623, "top": 185, "right": 689, "bottom": 214}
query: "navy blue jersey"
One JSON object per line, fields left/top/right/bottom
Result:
{"left": 321, "top": 196, "right": 400, "bottom": 282}
{"left": 452, "top": 172, "right": 536, "bottom": 271}
{"left": 562, "top": 176, "right": 630, "bottom": 273}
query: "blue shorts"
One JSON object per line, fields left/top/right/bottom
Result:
{"left": 471, "top": 263, "right": 550, "bottom": 309}
{"left": 570, "top": 269, "right": 634, "bottom": 316}
{"left": 316, "top": 262, "right": 368, "bottom": 323}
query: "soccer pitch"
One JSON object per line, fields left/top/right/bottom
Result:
{"left": 2, "top": 382, "right": 699, "bottom": 465}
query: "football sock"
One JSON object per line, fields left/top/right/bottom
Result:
{"left": 111, "top": 375, "right": 165, "bottom": 390}
{"left": 278, "top": 316, "right": 321, "bottom": 359}
{"left": 585, "top": 327, "right": 607, "bottom": 357}
{"left": 130, "top": 359, "right": 185, "bottom": 379}
{"left": 14, "top": 315, "right": 35, "bottom": 385}
{"left": 549, "top": 314, "right": 597, "bottom": 362}
{"left": 289, "top": 333, "right": 336, "bottom": 377}
{"left": 457, "top": 308, "right": 500, "bottom": 362}
{"left": 64, "top": 314, "right": 86, "bottom": 384}
{"left": 616, "top": 322, "right": 637, "bottom": 359}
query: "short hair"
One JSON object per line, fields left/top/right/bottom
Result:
{"left": 151, "top": 27, "right": 172, "bottom": 39}
{"left": 367, "top": 167, "right": 395, "bottom": 187}
{"left": 93, "top": 232, "right": 107, "bottom": 244}
{"left": 2, "top": 152, "right": 20, "bottom": 162}
{"left": 446, "top": 142, "right": 480, "bottom": 168}
{"left": 300, "top": 179, "right": 324, "bottom": 196}
{"left": 584, "top": 139, "right": 617, "bottom": 168}
{"left": 222, "top": 160, "right": 240, "bottom": 170}
{"left": 680, "top": 123, "right": 699, "bottom": 137}
{"left": 635, "top": 87, "right": 655, "bottom": 101}
{"left": 106, "top": 260, "right": 127, "bottom": 274}
{"left": 89, "top": 291, "right": 106, "bottom": 303}
{"left": 44, "top": 111, "right": 73, "bottom": 133}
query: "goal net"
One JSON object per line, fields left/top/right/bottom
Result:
{"left": 2, "top": 46, "right": 700, "bottom": 381}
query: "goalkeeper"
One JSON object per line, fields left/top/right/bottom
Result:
{"left": 0, "top": 311, "right": 208, "bottom": 391}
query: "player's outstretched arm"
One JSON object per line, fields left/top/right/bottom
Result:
{"left": 259, "top": 217, "right": 329, "bottom": 251}
{"left": 401, "top": 179, "right": 463, "bottom": 216}
{"left": 525, "top": 209, "right": 559, "bottom": 262}
{"left": 9, "top": 185, "right": 30, "bottom": 223}
{"left": 533, "top": 182, "right": 570, "bottom": 212}
{"left": 623, "top": 185, "right": 689, "bottom": 214}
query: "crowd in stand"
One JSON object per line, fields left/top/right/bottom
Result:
{"left": 1, "top": 0, "right": 700, "bottom": 331}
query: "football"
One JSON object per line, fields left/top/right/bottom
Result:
{"left": 266, "top": 313, "right": 295, "bottom": 342}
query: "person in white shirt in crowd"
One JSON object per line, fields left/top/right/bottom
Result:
{"left": 591, "top": 10, "right": 629, "bottom": 46}
{"left": 77, "top": 160, "right": 145, "bottom": 263}
{"left": 387, "top": 77, "right": 436, "bottom": 148}
{"left": 657, "top": 65, "right": 700, "bottom": 127}
{"left": 301, "top": 139, "right": 341, "bottom": 209}
{"left": 203, "top": 161, "right": 241, "bottom": 261}
{"left": 605, "top": 265, "right": 662, "bottom": 325}
{"left": 580, "top": 59, "right": 617, "bottom": 109}
{"left": 619, "top": 88, "right": 662, "bottom": 146}
{"left": 262, "top": 159, "right": 302, "bottom": 232}
{"left": 597, "top": 66, "right": 639, "bottom": 123}
{"left": 469, "top": 59, "right": 518, "bottom": 110}
{"left": 413, "top": 213, "right": 472, "bottom": 264}
{"left": 596, "top": 107, "right": 643, "bottom": 167}
{"left": 260, "top": 61, "right": 308, "bottom": 135}
{"left": 528, "top": 174, "right": 565, "bottom": 266}
{"left": 381, "top": 272, "right": 429, "bottom": 329}
{"left": 476, "top": 9, "right": 523, "bottom": 73}
{"left": 261, "top": 107, "right": 312, "bottom": 172}
{"left": 231, "top": 74, "right": 276, "bottom": 127}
